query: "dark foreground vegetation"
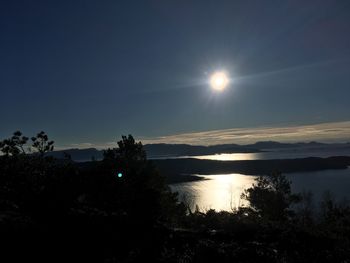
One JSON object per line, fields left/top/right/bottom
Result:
{"left": 1, "top": 131, "right": 350, "bottom": 262}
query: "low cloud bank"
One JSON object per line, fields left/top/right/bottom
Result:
{"left": 140, "top": 121, "right": 350, "bottom": 146}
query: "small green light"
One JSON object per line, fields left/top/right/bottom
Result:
{"left": 117, "top": 172, "right": 123, "bottom": 178}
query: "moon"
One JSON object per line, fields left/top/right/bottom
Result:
{"left": 209, "top": 71, "right": 229, "bottom": 91}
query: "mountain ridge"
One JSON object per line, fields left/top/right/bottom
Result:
{"left": 48, "top": 141, "right": 350, "bottom": 161}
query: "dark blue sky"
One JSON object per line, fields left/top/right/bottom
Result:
{"left": 1, "top": 1, "right": 350, "bottom": 147}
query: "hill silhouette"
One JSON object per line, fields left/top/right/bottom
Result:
{"left": 47, "top": 141, "right": 350, "bottom": 162}
{"left": 152, "top": 156, "right": 350, "bottom": 183}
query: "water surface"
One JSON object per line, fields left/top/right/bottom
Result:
{"left": 162, "top": 147, "right": 350, "bottom": 161}
{"left": 170, "top": 168, "right": 350, "bottom": 212}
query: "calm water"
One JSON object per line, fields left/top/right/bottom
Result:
{"left": 171, "top": 174, "right": 257, "bottom": 211}
{"left": 163, "top": 147, "right": 350, "bottom": 161}
{"left": 170, "top": 168, "right": 350, "bottom": 212}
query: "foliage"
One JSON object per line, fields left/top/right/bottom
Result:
{"left": 0, "top": 130, "right": 54, "bottom": 157}
{"left": 0, "top": 131, "right": 76, "bottom": 219}
{"left": 241, "top": 172, "right": 301, "bottom": 221}
{"left": 31, "top": 131, "right": 54, "bottom": 156}
{"left": 99, "top": 135, "right": 186, "bottom": 225}
{"left": 0, "top": 131, "right": 28, "bottom": 156}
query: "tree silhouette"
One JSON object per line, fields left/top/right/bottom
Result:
{"left": 0, "top": 131, "right": 28, "bottom": 156}
{"left": 31, "top": 131, "right": 54, "bottom": 156}
{"left": 241, "top": 172, "right": 301, "bottom": 221}
{"left": 0, "top": 130, "right": 54, "bottom": 157}
{"left": 100, "top": 135, "right": 185, "bottom": 225}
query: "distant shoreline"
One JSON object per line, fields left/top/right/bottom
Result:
{"left": 152, "top": 156, "right": 350, "bottom": 184}
{"left": 48, "top": 141, "right": 350, "bottom": 162}
{"left": 77, "top": 156, "right": 350, "bottom": 184}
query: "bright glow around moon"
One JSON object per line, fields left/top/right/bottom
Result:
{"left": 210, "top": 71, "right": 229, "bottom": 91}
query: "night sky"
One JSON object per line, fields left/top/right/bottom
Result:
{"left": 1, "top": 1, "right": 350, "bottom": 147}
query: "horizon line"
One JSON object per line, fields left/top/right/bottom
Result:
{"left": 56, "top": 120, "right": 350, "bottom": 150}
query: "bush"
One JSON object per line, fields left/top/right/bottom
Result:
{"left": 241, "top": 172, "right": 301, "bottom": 221}
{"left": 97, "top": 135, "right": 185, "bottom": 226}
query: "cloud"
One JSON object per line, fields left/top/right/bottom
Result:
{"left": 54, "top": 121, "right": 350, "bottom": 150}
{"left": 138, "top": 121, "right": 350, "bottom": 145}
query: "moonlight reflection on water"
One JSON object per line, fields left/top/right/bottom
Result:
{"left": 170, "top": 174, "right": 258, "bottom": 212}
{"left": 171, "top": 168, "right": 350, "bottom": 212}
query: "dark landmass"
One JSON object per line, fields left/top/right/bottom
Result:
{"left": 75, "top": 160, "right": 204, "bottom": 184}
{"left": 165, "top": 174, "right": 205, "bottom": 184}
{"left": 245, "top": 141, "right": 327, "bottom": 149}
{"left": 153, "top": 156, "right": 350, "bottom": 182}
{"left": 49, "top": 144, "right": 260, "bottom": 161}
{"left": 77, "top": 156, "right": 350, "bottom": 184}
{"left": 47, "top": 147, "right": 104, "bottom": 161}
{"left": 144, "top": 143, "right": 260, "bottom": 157}
{"left": 49, "top": 141, "right": 350, "bottom": 161}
